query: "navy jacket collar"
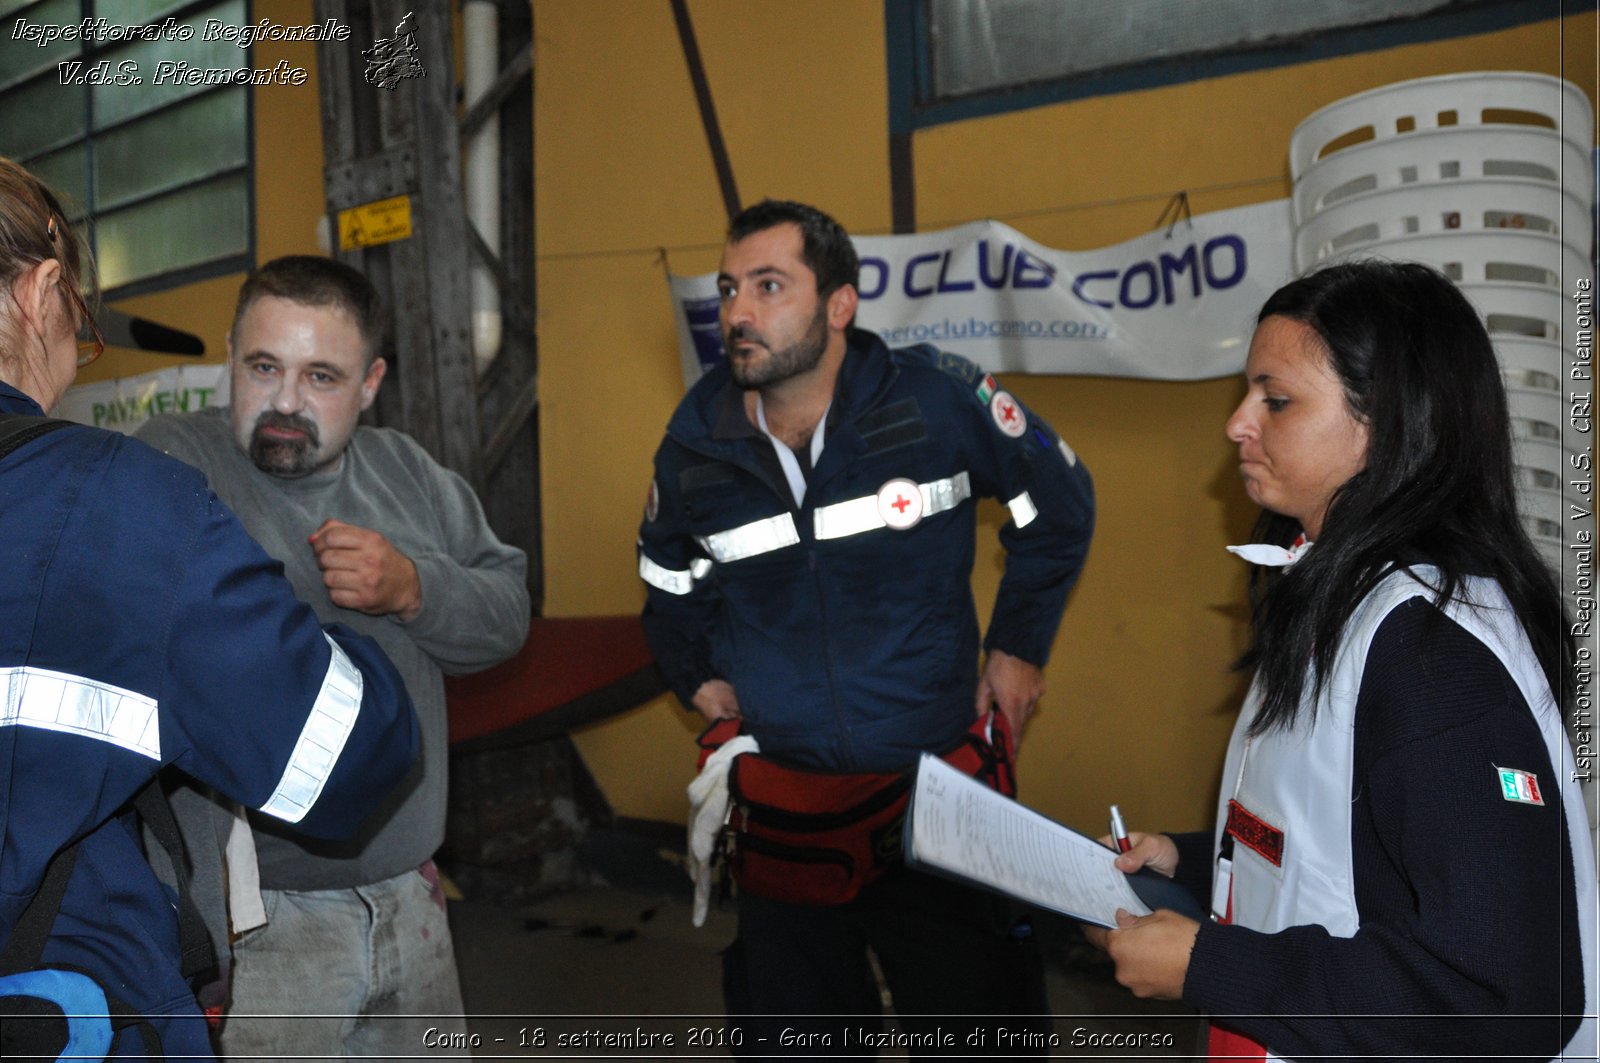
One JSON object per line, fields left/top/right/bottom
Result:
{"left": 676, "top": 327, "right": 899, "bottom": 447}
{"left": 0, "top": 380, "right": 46, "bottom": 416}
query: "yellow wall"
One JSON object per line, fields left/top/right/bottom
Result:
{"left": 544, "top": 6, "right": 1598, "bottom": 836}
{"left": 82, "top": 5, "right": 1598, "bottom": 836}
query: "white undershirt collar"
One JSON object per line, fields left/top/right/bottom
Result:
{"left": 754, "top": 395, "right": 830, "bottom": 508}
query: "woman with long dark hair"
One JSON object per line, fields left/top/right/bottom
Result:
{"left": 1089, "top": 260, "right": 1596, "bottom": 1059}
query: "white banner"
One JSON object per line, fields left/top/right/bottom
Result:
{"left": 669, "top": 199, "right": 1293, "bottom": 386}
{"left": 57, "top": 364, "right": 230, "bottom": 434}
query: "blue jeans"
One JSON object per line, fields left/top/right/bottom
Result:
{"left": 217, "top": 862, "right": 467, "bottom": 1059}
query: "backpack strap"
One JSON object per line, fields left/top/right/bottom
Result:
{"left": 0, "top": 780, "right": 213, "bottom": 1063}
{"left": 134, "top": 782, "right": 217, "bottom": 986}
{"left": 0, "top": 840, "right": 78, "bottom": 976}
{"left": 0, "top": 412, "right": 71, "bottom": 461}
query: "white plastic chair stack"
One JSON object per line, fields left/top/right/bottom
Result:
{"left": 1290, "top": 71, "right": 1595, "bottom": 581}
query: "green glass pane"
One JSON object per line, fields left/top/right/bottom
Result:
{"left": 93, "top": 0, "right": 246, "bottom": 126}
{"left": 99, "top": 0, "right": 201, "bottom": 23}
{"left": 93, "top": 89, "right": 245, "bottom": 210}
{"left": 0, "top": 74, "right": 84, "bottom": 158}
{"left": 95, "top": 172, "right": 246, "bottom": 289}
{"left": 1, "top": 0, "right": 83, "bottom": 92}
{"left": 0, "top": 0, "right": 68, "bottom": 21}
{"left": 27, "top": 143, "right": 88, "bottom": 213}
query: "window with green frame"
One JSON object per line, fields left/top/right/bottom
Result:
{"left": 894, "top": 0, "right": 1559, "bottom": 130}
{"left": 0, "top": 0, "right": 254, "bottom": 297}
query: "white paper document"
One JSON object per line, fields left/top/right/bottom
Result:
{"left": 904, "top": 754, "right": 1152, "bottom": 928}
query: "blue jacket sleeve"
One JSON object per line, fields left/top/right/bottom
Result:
{"left": 156, "top": 479, "right": 420, "bottom": 840}
{"left": 637, "top": 444, "right": 722, "bottom": 708}
{"left": 957, "top": 370, "right": 1095, "bottom": 666}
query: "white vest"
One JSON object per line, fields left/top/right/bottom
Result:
{"left": 1211, "top": 568, "right": 1598, "bottom": 1060}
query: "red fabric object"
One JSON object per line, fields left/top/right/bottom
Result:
{"left": 445, "top": 616, "right": 657, "bottom": 745}
{"left": 1205, "top": 864, "right": 1268, "bottom": 1059}
{"left": 697, "top": 711, "right": 1017, "bottom": 906}
{"left": 1207, "top": 1023, "right": 1268, "bottom": 1059}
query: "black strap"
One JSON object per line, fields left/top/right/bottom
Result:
{"left": 0, "top": 843, "right": 78, "bottom": 975}
{"left": 0, "top": 781, "right": 214, "bottom": 981}
{"left": 134, "top": 783, "right": 217, "bottom": 984}
{"left": 0, "top": 412, "right": 70, "bottom": 461}
{"left": 0, "top": 783, "right": 206, "bottom": 1062}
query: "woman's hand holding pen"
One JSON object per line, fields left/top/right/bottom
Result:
{"left": 1111, "top": 831, "right": 1180, "bottom": 878}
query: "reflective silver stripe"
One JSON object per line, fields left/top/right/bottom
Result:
{"left": 924, "top": 472, "right": 970, "bottom": 515}
{"left": 696, "top": 513, "right": 800, "bottom": 562}
{"left": 1008, "top": 491, "right": 1039, "bottom": 529}
{"left": 258, "top": 635, "right": 364, "bottom": 825}
{"left": 639, "top": 552, "right": 695, "bottom": 595}
{"left": 814, "top": 471, "right": 972, "bottom": 540}
{"left": 1, "top": 665, "right": 160, "bottom": 759}
{"left": 811, "top": 495, "right": 881, "bottom": 540}
{"left": 690, "top": 557, "right": 714, "bottom": 579}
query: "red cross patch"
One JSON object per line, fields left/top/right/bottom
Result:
{"left": 989, "top": 390, "right": 1027, "bottom": 438}
{"left": 876, "top": 478, "right": 925, "bottom": 529}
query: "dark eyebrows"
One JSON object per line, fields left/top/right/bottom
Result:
{"left": 718, "top": 265, "right": 790, "bottom": 285}
{"left": 240, "top": 351, "right": 349, "bottom": 379}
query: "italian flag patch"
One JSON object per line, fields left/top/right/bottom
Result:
{"left": 1497, "top": 766, "right": 1545, "bottom": 806}
{"left": 976, "top": 374, "right": 997, "bottom": 404}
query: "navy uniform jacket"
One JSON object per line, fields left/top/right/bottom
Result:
{"left": 0, "top": 382, "right": 418, "bottom": 1058}
{"left": 638, "top": 329, "right": 1094, "bottom": 772}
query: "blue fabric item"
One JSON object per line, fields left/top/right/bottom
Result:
{"left": 0, "top": 381, "right": 419, "bottom": 1059}
{"left": 639, "top": 329, "right": 1095, "bottom": 772}
{"left": 0, "top": 968, "right": 114, "bottom": 1059}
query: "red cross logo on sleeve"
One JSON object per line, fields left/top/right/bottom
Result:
{"left": 989, "top": 390, "right": 1028, "bottom": 437}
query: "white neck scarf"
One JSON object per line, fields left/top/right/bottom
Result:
{"left": 1225, "top": 533, "right": 1312, "bottom": 568}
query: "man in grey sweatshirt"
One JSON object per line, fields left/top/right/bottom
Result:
{"left": 139, "top": 255, "right": 530, "bottom": 1059}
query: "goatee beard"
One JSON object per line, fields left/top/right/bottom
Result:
{"left": 248, "top": 412, "right": 321, "bottom": 477}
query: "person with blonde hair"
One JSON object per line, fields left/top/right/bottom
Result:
{"left": 0, "top": 158, "right": 418, "bottom": 1059}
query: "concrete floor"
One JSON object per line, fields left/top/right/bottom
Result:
{"left": 445, "top": 825, "right": 1204, "bottom": 1059}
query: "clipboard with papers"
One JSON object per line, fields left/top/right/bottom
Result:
{"left": 902, "top": 754, "right": 1204, "bottom": 928}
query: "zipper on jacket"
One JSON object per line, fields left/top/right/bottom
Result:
{"left": 808, "top": 546, "right": 857, "bottom": 772}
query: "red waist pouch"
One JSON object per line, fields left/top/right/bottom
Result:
{"left": 695, "top": 712, "right": 1016, "bottom": 906}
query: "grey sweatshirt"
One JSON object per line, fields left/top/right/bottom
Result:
{"left": 139, "top": 405, "right": 530, "bottom": 889}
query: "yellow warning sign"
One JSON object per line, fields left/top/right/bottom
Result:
{"left": 338, "top": 195, "right": 413, "bottom": 250}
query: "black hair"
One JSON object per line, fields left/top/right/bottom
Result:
{"left": 1237, "top": 259, "right": 1572, "bottom": 733}
{"left": 726, "top": 199, "right": 859, "bottom": 296}
{"left": 232, "top": 255, "right": 385, "bottom": 365}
